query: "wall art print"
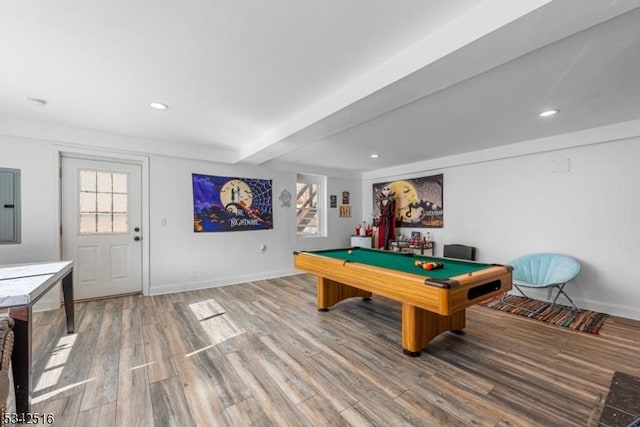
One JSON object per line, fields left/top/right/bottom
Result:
{"left": 192, "top": 173, "right": 273, "bottom": 232}
{"left": 372, "top": 173, "right": 443, "bottom": 228}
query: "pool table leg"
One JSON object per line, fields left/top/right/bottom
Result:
{"left": 401, "top": 304, "right": 466, "bottom": 356}
{"left": 316, "top": 277, "right": 373, "bottom": 310}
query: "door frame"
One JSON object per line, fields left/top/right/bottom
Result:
{"left": 53, "top": 145, "right": 150, "bottom": 298}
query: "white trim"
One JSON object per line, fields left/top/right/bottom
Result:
{"left": 578, "top": 299, "right": 640, "bottom": 321}
{"left": 149, "top": 269, "right": 300, "bottom": 296}
{"left": 55, "top": 145, "right": 151, "bottom": 297}
{"left": 362, "top": 118, "right": 640, "bottom": 181}
{"left": 503, "top": 290, "right": 640, "bottom": 321}
{"left": 0, "top": 116, "right": 234, "bottom": 163}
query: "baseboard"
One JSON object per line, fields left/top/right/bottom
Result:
{"left": 576, "top": 299, "right": 640, "bottom": 321}
{"left": 149, "top": 268, "right": 301, "bottom": 296}
{"left": 504, "top": 290, "right": 640, "bottom": 320}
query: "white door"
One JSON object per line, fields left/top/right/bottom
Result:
{"left": 62, "top": 157, "right": 142, "bottom": 300}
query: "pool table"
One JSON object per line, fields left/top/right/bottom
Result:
{"left": 294, "top": 247, "right": 512, "bottom": 356}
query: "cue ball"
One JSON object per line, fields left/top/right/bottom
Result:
{"left": 348, "top": 250, "right": 353, "bottom": 254}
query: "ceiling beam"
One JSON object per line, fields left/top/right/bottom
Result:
{"left": 234, "top": 0, "right": 553, "bottom": 165}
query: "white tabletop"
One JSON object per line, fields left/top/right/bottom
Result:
{"left": 0, "top": 261, "right": 73, "bottom": 307}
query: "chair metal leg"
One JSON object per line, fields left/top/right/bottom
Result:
{"left": 512, "top": 284, "right": 530, "bottom": 299}
{"left": 551, "top": 283, "right": 578, "bottom": 310}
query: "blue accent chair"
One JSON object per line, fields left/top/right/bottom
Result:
{"left": 507, "top": 253, "right": 581, "bottom": 310}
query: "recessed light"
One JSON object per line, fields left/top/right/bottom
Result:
{"left": 370, "top": 153, "right": 380, "bottom": 158}
{"left": 539, "top": 109, "right": 559, "bottom": 117}
{"left": 150, "top": 102, "right": 169, "bottom": 110}
{"left": 27, "top": 97, "right": 48, "bottom": 106}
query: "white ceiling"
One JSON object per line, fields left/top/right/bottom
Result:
{"left": 2, "top": 1, "right": 640, "bottom": 173}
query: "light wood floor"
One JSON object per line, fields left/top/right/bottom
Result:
{"left": 29, "top": 274, "right": 640, "bottom": 426}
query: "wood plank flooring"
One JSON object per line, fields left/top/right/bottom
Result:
{"left": 29, "top": 274, "right": 640, "bottom": 426}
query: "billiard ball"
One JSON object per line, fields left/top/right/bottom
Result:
{"left": 348, "top": 250, "right": 353, "bottom": 255}
{"left": 414, "top": 260, "right": 422, "bottom": 267}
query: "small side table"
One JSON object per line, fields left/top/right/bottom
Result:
{"left": 350, "top": 235, "right": 372, "bottom": 248}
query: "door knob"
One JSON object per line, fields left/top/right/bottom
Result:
{"left": 134, "top": 236, "right": 141, "bottom": 241}
{"left": 134, "top": 227, "right": 140, "bottom": 232}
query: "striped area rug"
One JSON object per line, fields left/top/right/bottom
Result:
{"left": 480, "top": 294, "right": 609, "bottom": 334}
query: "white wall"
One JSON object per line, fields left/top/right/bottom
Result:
{"left": 149, "top": 155, "right": 298, "bottom": 294}
{"left": 0, "top": 135, "right": 60, "bottom": 310}
{"left": 363, "top": 135, "right": 640, "bottom": 319}
{"left": 10, "top": 119, "right": 638, "bottom": 320}
{"left": 149, "top": 155, "right": 362, "bottom": 293}
{"left": 0, "top": 131, "right": 363, "bottom": 302}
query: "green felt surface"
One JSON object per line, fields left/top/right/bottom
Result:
{"left": 308, "top": 247, "right": 491, "bottom": 280}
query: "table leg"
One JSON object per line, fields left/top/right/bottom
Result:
{"left": 62, "top": 269, "right": 75, "bottom": 333}
{"left": 10, "top": 305, "right": 32, "bottom": 415}
{"left": 316, "top": 277, "right": 373, "bottom": 310}
{"left": 401, "top": 304, "right": 466, "bottom": 356}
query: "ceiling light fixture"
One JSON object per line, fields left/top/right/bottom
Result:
{"left": 539, "top": 108, "right": 559, "bottom": 117}
{"left": 27, "top": 97, "right": 48, "bottom": 106}
{"left": 150, "top": 102, "right": 169, "bottom": 110}
{"left": 370, "top": 153, "right": 380, "bottom": 158}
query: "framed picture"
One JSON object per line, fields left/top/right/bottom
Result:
{"left": 330, "top": 195, "right": 337, "bottom": 208}
{"left": 342, "top": 191, "right": 350, "bottom": 204}
{"left": 192, "top": 173, "right": 273, "bottom": 232}
{"left": 372, "top": 174, "right": 443, "bottom": 228}
{"left": 339, "top": 205, "right": 351, "bottom": 217}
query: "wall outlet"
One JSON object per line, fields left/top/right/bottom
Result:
{"left": 190, "top": 270, "right": 198, "bottom": 278}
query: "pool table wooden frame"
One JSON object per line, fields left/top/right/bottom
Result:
{"left": 294, "top": 249, "right": 512, "bottom": 356}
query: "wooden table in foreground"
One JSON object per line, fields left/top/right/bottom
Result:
{"left": 294, "top": 248, "right": 512, "bottom": 356}
{"left": 0, "top": 261, "right": 75, "bottom": 415}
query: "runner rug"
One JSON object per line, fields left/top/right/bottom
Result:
{"left": 480, "top": 294, "right": 609, "bottom": 334}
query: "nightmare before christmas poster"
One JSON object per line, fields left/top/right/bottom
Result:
{"left": 372, "top": 174, "right": 443, "bottom": 228}
{"left": 192, "top": 174, "right": 273, "bottom": 232}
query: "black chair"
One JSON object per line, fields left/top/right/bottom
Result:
{"left": 443, "top": 244, "right": 476, "bottom": 261}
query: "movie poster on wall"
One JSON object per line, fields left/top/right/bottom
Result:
{"left": 372, "top": 174, "right": 443, "bottom": 228}
{"left": 192, "top": 173, "right": 273, "bottom": 232}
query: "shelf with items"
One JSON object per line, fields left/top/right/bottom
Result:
{"left": 388, "top": 239, "right": 433, "bottom": 256}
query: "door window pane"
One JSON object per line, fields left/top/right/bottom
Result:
{"left": 113, "top": 214, "right": 128, "bottom": 233}
{"left": 96, "top": 172, "right": 112, "bottom": 192}
{"left": 79, "top": 192, "right": 96, "bottom": 213}
{"left": 113, "top": 194, "right": 127, "bottom": 212}
{"left": 79, "top": 170, "right": 96, "bottom": 192}
{"left": 112, "top": 173, "right": 127, "bottom": 193}
{"left": 79, "top": 214, "right": 96, "bottom": 234}
{"left": 97, "top": 193, "right": 112, "bottom": 212}
{"left": 97, "top": 214, "right": 112, "bottom": 233}
{"left": 78, "top": 170, "right": 129, "bottom": 234}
